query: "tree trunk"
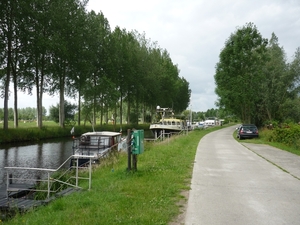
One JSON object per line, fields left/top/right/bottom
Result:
{"left": 36, "top": 54, "right": 44, "bottom": 129}
{"left": 105, "top": 104, "right": 108, "bottom": 124}
{"left": 11, "top": 54, "right": 19, "bottom": 128}
{"left": 38, "top": 88, "right": 43, "bottom": 128}
{"left": 35, "top": 65, "right": 43, "bottom": 129}
{"left": 13, "top": 74, "right": 18, "bottom": 128}
{"left": 93, "top": 97, "right": 96, "bottom": 127}
{"left": 77, "top": 91, "right": 81, "bottom": 126}
{"left": 114, "top": 104, "right": 117, "bottom": 131}
{"left": 120, "top": 95, "right": 123, "bottom": 126}
{"left": 3, "top": 3, "right": 13, "bottom": 130}
{"left": 127, "top": 98, "right": 130, "bottom": 124}
{"left": 3, "top": 59, "right": 10, "bottom": 130}
{"left": 100, "top": 98, "right": 103, "bottom": 126}
{"left": 59, "top": 73, "right": 65, "bottom": 128}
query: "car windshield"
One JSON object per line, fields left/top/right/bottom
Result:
{"left": 242, "top": 126, "right": 256, "bottom": 130}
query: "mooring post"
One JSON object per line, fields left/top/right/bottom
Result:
{"left": 132, "top": 154, "right": 137, "bottom": 171}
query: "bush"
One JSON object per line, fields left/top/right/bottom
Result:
{"left": 269, "top": 123, "right": 300, "bottom": 149}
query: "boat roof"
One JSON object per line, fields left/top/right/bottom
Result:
{"left": 160, "top": 118, "right": 183, "bottom": 121}
{"left": 81, "top": 131, "right": 122, "bottom": 137}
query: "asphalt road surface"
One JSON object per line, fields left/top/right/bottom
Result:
{"left": 185, "top": 125, "right": 300, "bottom": 225}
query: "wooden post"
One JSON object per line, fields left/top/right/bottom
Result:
{"left": 89, "top": 158, "right": 92, "bottom": 190}
{"left": 132, "top": 154, "right": 137, "bottom": 171}
{"left": 127, "top": 129, "right": 132, "bottom": 171}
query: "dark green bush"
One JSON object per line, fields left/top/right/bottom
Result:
{"left": 269, "top": 123, "right": 300, "bottom": 149}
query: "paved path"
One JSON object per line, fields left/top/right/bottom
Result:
{"left": 185, "top": 125, "right": 300, "bottom": 225}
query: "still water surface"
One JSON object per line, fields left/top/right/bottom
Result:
{"left": 0, "top": 138, "right": 74, "bottom": 188}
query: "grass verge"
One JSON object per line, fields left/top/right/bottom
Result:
{"left": 233, "top": 128, "right": 300, "bottom": 157}
{"left": 3, "top": 126, "right": 224, "bottom": 225}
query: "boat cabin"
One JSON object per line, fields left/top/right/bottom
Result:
{"left": 75, "top": 131, "right": 123, "bottom": 156}
{"left": 79, "top": 131, "right": 121, "bottom": 149}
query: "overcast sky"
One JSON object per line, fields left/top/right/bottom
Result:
{"left": 3, "top": 0, "right": 300, "bottom": 112}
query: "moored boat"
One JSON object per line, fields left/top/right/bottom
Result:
{"left": 149, "top": 106, "right": 186, "bottom": 139}
{"left": 71, "top": 131, "right": 126, "bottom": 166}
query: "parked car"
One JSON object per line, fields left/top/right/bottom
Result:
{"left": 236, "top": 124, "right": 259, "bottom": 140}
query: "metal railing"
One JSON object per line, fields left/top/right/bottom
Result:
{"left": 5, "top": 155, "right": 94, "bottom": 199}
{"left": 146, "top": 129, "right": 189, "bottom": 143}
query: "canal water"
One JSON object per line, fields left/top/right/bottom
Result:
{"left": 0, "top": 138, "right": 75, "bottom": 188}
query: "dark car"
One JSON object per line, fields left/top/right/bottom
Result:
{"left": 236, "top": 124, "right": 259, "bottom": 140}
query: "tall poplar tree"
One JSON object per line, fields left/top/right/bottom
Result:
{"left": 259, "top": 33, "right": 294, "bottom": 122}
{"left": 215, "top": 23, "right": 268, "bottom": 124}
{"left": 0, "top": 0, "right": 17, "bottom": 129}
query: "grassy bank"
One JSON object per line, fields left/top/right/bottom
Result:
{"left": 234, "top": 127, "right": 300, "bottom": 157}
{"left": 0, "top": 122, "right": 150, "bottom": 144}
{"left": 2, "top": 126, "right": 224, "bottom": 225}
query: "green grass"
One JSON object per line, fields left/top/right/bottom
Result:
{"left": 2, "top": 126, "right": 224, "bottom": 225}
{"left": 6, "top": 120, "right": 58, "bottom": 128}
{"left": 0, "top": 122, "right": 151, "bottom": 144}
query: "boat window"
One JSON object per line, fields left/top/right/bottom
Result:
{"left": 172, "top": 121, "right": 175, "bottom": 125}
{"left": 99, "top": 137, "right": 110, "bottom": 147}
{"left": 112, "top": 136, "right": 119, "bottom": 145}
{"left": 90, "top": 136, "right": 100, "bottom": 145}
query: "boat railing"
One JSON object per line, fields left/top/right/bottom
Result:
{"left": 177, "top": 128, "right": 189, "bottom": 136}
{"left": 4, "top": 154, "right": 94, "bottom": 200}
{"left": 73, "top": 137, "right": 127, "bottom": 155}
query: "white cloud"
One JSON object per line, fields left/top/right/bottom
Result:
{"left": 2, "top": 0, "right": 300, "bottom": 112}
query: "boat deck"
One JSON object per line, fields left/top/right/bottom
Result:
{"left": 0, "top": 184, "right": 78, "bottom": 212}
{"left": 0, "top": 197, "right": 45, "bottom": 211}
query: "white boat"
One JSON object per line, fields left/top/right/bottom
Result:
{"left": 71, "top": 131, "right": 127, "bottom": 166}
{"left": 149, "top": 107, "right": 186, "bottom": 138}
{"left": 204, "top": 117, "right": 217, "bottom": 128}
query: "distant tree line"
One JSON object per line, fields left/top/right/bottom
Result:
{"left": 0, "top": 107, "right": 46, "bottom": 121}
{"left": 0, "top": 0, "right": 191, "bottom": 130}
{"left": 215, "top": 23, "right": 300, "bottom": 126}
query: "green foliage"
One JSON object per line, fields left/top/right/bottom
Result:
{"left": 0, "top": 122, "right": 150, "bottom": 144}
{"left": 256, "top": 33, "right": 296, "bottom": 124}
{"left": 34, "top": 170, "right": 77, "bottom": 200}
{"left": 49, "top": 101, "right": 76, "bottom": 124}
{"left": 215, "top": 22, "right": 268, "bottom": 125}
{"left": 0, "top": 126, "right": 72, "bottom": 143}
{"left": 268, "top": 124, "right": 300, "bottom": 149}
{"left": 215, "top": 23, "right": 300, "bottom": 126}
{"left": 240, "top": 126, "right": 300, "bottom": 156}
{"left": 1, "top": 0, "right": 190, "bottom": 130}
{"left": 18, "top": 107, "right": 47, "bottom": 120}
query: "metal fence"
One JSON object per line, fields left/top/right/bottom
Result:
{"left": 5, "top": 155, "right": 94, "bottom": 199}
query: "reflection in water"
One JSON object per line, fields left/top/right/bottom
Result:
{"left": 0, "top": 139, "right": 74, "bottom": 188}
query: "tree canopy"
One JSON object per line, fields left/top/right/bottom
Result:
{"left": 0, "top": 0, "right": 191, "bottom": 129}
{"left": 215, "top": 23, "right": 300, "bottom": 126}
